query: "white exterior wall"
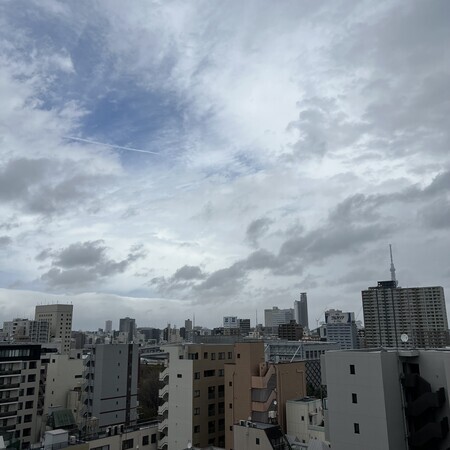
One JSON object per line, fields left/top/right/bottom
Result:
{"left": 166, "top": 347, "right": 194, "bottom": 450}
{"left": 44, "top": 354, "right": 83, "bottom": 414}
{"left": 324, "top": 350, "right": 407, "bottom": 450}
{"left": 286, "top": 399, "right": 325, "bottom": 444}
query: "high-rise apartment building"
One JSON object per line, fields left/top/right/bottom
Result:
{"left": 158, "top": 343, "right": 235, "bottom": 450}
{"left": 322, "top": 348, "right": 450, "bottom": 450}
{"left": 294, "top": 292, "right": 309, "bottom": 329}
{"left": 81, "top": 343, "right": 139, "bottom": 433}
{"left": 119, "top": 317, "right": 136, "bottom": 343}
{"left": 325, "top": 309, "right": 358, "bottom": 349}
{"left": 362, "top": 280, "right": 449, "bottom": 348}
{"left": 35, "top": 304, "right": 73, "bottom": 354}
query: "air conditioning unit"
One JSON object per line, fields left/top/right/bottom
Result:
{"left": 69, "top": 436, "right": 76, "bottom": 444}
{"left": 268, "top": 410, "right": 277, "bottom": 419}
{"left": 246, "top": 421, "right": 252, "bottom": 427}
{"left": 239, "top": 420, "right": 246, "bottom": 426}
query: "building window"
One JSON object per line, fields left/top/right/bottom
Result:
{"left": 229, "top": 403, "right": 232, "bottom": 409}
{"left": 352, "top": 393, "right": 357, "bottom": 403}
{"left": 194, "top": 407, "right": 200, "bottom": 415}
{"left": 204, "top": 352, "right": 208, "bottom": 359}
{"left": 194, "top": 372, "right": 200, "bottom": 380}
{"left": 151, "top": 434, "right": 156, "bottom": 444}
{"left": 211, "top": 353, "right": 216, "bottom": 360}
{"left": 301, "top": 416, "right": 304, "bottom": 421}
{"left": 122, "top": 439, "right": 134, "bottom": 450}
{"left": 194, "top": 390, "right": 200, "bottom": 398}
{"left": 350, "top": 364, "right": 355, "bottom": 375}
{"left": 177, "top": 374, "right": 182, "bottom": 378}
{"left": 208, "top": 420, "right": 215, "bottom": 434}
{"left": 204, "top": 369, "right": 215, "bottom": 377}
{"left": 237, "top": 353, "right": 241, "bottom": 359}
{"left": 194, "top": 425, "right": 200, "bottom": 434}
{"left": 26, "top": 387, "right": 35, "bottom": 396}
{"left": 256, "top": 438, "right": 260, "bottom": 445}
{"left": 208, "top": 404, "right": 215, "bottom": 416}
{"left": 142, "top": 436, "right": 149, "bottom": 446}
{"left": 22, "top": 428, "right": 31, "bottom": 437}
{"left": 25, "top": 401, "right": 33, "bottom": 409}
{"left": 228, "top": 352, "right": 233, "bottom": 359}
{"left": 218, "top": 369, "right": 224, "bottom": 377}
{"left": 354, "top": 423, "right": 360, "bottom": 434}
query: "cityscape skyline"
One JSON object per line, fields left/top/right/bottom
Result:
{"left": 0, "top": 1, "right": 449, "bottom": 330}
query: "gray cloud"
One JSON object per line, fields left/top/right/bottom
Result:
{"left": 0, "top": 158, "right": 113, "bottom": 216}
{"left": 419, "top": 199, "right": 450, "bottom": 230}
{"left": 0, "top": 236, "right": 12, "bottom": 247}
{"left": 246, "top": 217, "right": 273, "bottom": 247}
{"left": 40, "top": 241, "right": 145, "bottom": 288}
{"left": 172, "top": 265, "right": 206, "bottom": 281}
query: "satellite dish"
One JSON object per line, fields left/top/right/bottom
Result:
{"left": 401, "top": 334, "right": 409, "bottom": 343}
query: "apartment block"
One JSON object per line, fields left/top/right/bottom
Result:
{"left": 264, "top": 307, "right": 294, "bottom": 332}
{"left": 35, "top": 304, "right": 73, "bottom": 354}
{"left": 322, "top": 348, "right": 450, "bottom": 450}
{"left": 0, "top": 344, "right": 43, "bottom": 449}
{"left": 278, "top": 320, "right": 303, "bottom": 341}
{"left": 158, "top": 343, "right": 235, "bottom": 450}
{"left": 362, "top": 281, "right": 448, "bottom": 348}
{"left": 224, "top": 342, "right": 306, "bottom": 450}
{"left": 81, "top": 344, "right": 139, "bottom": 434}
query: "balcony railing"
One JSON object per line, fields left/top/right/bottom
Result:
{"left": 0, "top": 397, "right": 19, "bottom": 405}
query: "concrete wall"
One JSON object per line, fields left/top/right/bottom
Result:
{"left": 324, "top": 350, "right": 407, "bottom": 450}
{"left": 44, "top": 354, "right": 83, "bottom": 414}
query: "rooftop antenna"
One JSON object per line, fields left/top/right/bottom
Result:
{"left": 389, "top": 244, "right": 397, "bottom": 284}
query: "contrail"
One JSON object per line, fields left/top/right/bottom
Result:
{"left": 64, "top": 136, "right": 159, "bottom": 155}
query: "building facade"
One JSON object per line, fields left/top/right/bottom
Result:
{"left": 158, "top": 343, "right": 235, "bottom": 450}
{"left": 119, "top": 317, "right": 136, "bottom": 343}
{"left": 264, "top": 307, "right": 294, "bottom": 332}
{"left": 278, "top": 320, "right": 303, "bottom": 341}
{"left": 0, "top": 344, "right": 43, "bottom": 449}
{"left": 81, "top": 344, "right": 139, "bottom": 434}
{"left": 324, "top": 310, "right": 358, "bottom": 350}
{"left": 294, "top": 293, "right": 309, "bottom": 330}
{"left": 35, "top": 304, "right": 73, "bottom": 354}
{"left": 362, "top": 281, "right": 449, "bottom": 348}
{"left": 224, "top": 342, "right": 306, "bottom": 450}
{"left": 322, "top": 349, "right": 450, "bottom": 450}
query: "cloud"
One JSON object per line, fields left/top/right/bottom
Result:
{"left": 0, "top": 158, "right": 115, "bottom": 216}
{"left": 246, "top": 217, "right": 273, "bottom": 247}
{"left": 39, "top": 241, "right": 145, "bottom": 289}
{"left": 0, "top": 236, "right": 12, "bottom": 247}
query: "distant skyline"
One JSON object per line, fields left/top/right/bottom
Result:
{"left": 0, "top": 1, "right": 449, "bottom": 330}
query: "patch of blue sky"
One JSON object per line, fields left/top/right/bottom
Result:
{"left": 78, "top": 81, "right": 187, "bottom": 168}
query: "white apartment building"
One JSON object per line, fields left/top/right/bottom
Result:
{"left": 35, "top": 304, "right": 73, "bottom": 354}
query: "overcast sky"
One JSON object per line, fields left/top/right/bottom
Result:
{"left": 0, "top": 0, "right": 449, "bottom": 331}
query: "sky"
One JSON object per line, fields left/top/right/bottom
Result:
{"left": 0, "top": 0, "right": 449, "bottom": 331}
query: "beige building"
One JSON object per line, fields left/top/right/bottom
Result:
{"left": 286, "top": 398, "right": 327, "bottom": 446}
{"left": 43, "top": 353, "right": 84, "bottom": 415}
{"left": 224, "top": 342, "right": 307, "bottom": 450}
{"left": 158, "top": 343, "right": 235, "bottom": 450}
{"left": 35, "top": 304, "right": 73, "bottom": 354}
